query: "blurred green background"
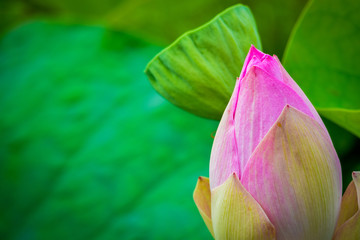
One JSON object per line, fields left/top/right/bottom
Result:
{"left": 0, "top": 0, "right": 359, "bottom": 239}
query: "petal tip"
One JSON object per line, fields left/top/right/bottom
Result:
{"left": 248, "top": 45, "right": 265, "bottom": 59}
{"left": 198, "top": 176, "right": 205, "bottom": 181}
{"left": 193, "top": 176, "right": 214, "bottom": 237}
{"left": 249, "top": 44, "right": 257, "bottom": 51}
{"left": 230, "top": 172, "right": 240, "bottom": 183}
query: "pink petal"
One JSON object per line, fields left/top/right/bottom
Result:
{"left": 210, "top": 46, "right": 327, "bottom": 189}
{"left": 234, "top": 66, "right": 319, "bottom": 176}
{"left": 239, "top": 45, "right": 265, "bottom": 80}
{"left": 241, "top": 46, "right": 324, "bottom": 128}
{"left": 209, "top": 80, "right": 240, "bottom": 189}
{"left": 241, "top": 106, "right": 342, "bottom": 240}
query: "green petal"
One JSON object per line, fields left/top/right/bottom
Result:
{"left": 211, "top": 173, "right": 275, "bottom": 240}
{"left": 333, "top": 172, "right": 360, "bottom": 240}
{"left": 145, "top": 4, "right": 261, "bottom": 120}
{"left": 193, "top": 177, "right": 214, "bottom": 237}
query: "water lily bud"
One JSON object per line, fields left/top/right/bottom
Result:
{"left": 194, "top": 46, "right": 343, "bottom": 240}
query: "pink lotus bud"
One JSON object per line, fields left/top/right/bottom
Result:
{"left": 194, "top": 46, "right": 343, "bottom": 239}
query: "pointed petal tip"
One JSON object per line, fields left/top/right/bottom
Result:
{"left": 278, "top": 104, "right": 291, "bottom": 115}
{"left": 193, "top": 176, "right": 214, "bottom": 237}
{"left": 243, "top": 64, "right": 267, "bottom": 78}
{"left": 272, "top": 54, "right": 280, "bottom": 60}
{"left": 245, "top": 64, "right": 283, "bottom": 80}
{"left": 352, "top": 171, "right": 360, "bottom": 180}
{"left": 280, "top": 104, "right": 295, "bottom": 118}
{"left": 240, "top": 46, "right": 267, "bottom": 79}
{"left": 228, "top": 172, "right": 240, "bottom": 184}
{"left": 271, "top": 105, "right": 294, "bottom": 130}
{"left": 249, "top": 44, "right": 262, "bottom": 54}
{"left": 194, "top": 176, "right": 210, "bottom": 199}
{"left": 198, "top": 176, "right": 206, "bottom": 181}
{"left": 278, "top": 104, "right": 312, "bottom": 125}
{"left": 278, "top": 105, "right": 337, "bottom": 152}
{"left": 211, "top": 172, "right": 239, "bottom": 191}
{"left": 227, "top": 172, "right": 242, "bottom": 187}
{"left": 249, "top": 47, "right": 264, "bottom": 60}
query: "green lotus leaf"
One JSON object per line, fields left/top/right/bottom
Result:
{"left": 145, "top": 4, "right": 261, "bottom": 120}
{"left": 318, "top": 109, "right": 360, "bottom": 138}
{"left": 0, "top": 21, "right": 217, "bottom": 240}
{"left": 239, "top": 0, "right": 307, "bottom": 57}
{"left": 0, "top": 0, "right": 239, "bottom": 44}
{"left": 283, "top": 0, "right": 360, "bottom": 137}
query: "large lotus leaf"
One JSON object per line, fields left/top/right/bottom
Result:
{"left": 145, "top": 4, "right": 261, "bottom": 120}
{"left": 1, "top": 0, "right": 307, "bottom": 59}
{"left": 0, "top": 21, "right": 217, "bottom": 240}
{"left": 283, "top": 0, "right": 360, "bottom": 137}
{"left": 104, "top": 0, "right": 240, "bottom": 44}
{"left": 319, "top": 109, "right": 360, "bottom": 138}
{"left": 239, "top": 0, "right": 307, "bottom": 57}
{"left": 105, "top": 0, "right": 305, "bottom": 55}
{"left": 0, "top": 0, "right": 239, "bottom": 43}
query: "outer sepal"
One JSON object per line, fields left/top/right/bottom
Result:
{"left": 211, "top": 173, "right": 275, "bottom": 240}
{"left": 193, "top": 177, "right": 214, "bottom": 237}
{"left": 333, "top": 172, "right": 360, "bottom": 240}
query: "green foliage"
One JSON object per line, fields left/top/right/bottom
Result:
{"left": 239, "top": 0, "right": 307, "bottom": 57}
{"left": 1, "top": 0, "right": 359, "bottom": 239}
{"left": 0, "top": 0, "right": 307, "bottom": 58}
{"left": 0, "top": 21, "right": 217, "bottom": 239}
{"left": 0, "top": 0, "right": 239, "bottom": 44}
{"left": 145, "top": 5, "right": 261, "bottom": 120}
{"left": 283, "top": 0, "right": 360, "bottom": 137}
{"left": 319, "top": 109, "right": 360, "bottom": 138}
{"left": 104, "top": 0, "right": 240, "bottom": 44}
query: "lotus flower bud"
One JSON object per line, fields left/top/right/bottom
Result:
{"left": 194, "top": 46, "right": 344, "bottom": 240}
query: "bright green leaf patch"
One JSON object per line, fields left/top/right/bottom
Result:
{"left": 319, "top": 109, "right": 360, "bottom": 138}
{"left": 0, "top": 0, "right": 240, "bottom": 44}
{"left": 0, "top": 21, "right": 217, "bottom": 240}
{"left": 283, "top": 0, "right": 360, "bottom": 137}
{"left": 145, "top": 4, "right": 261, "bottom": 120}
{"left": 239, "top": 0, "right": 307, "bottom": 58}
{"left": 1, "top": 0, "right": 306, "bottom": 59}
